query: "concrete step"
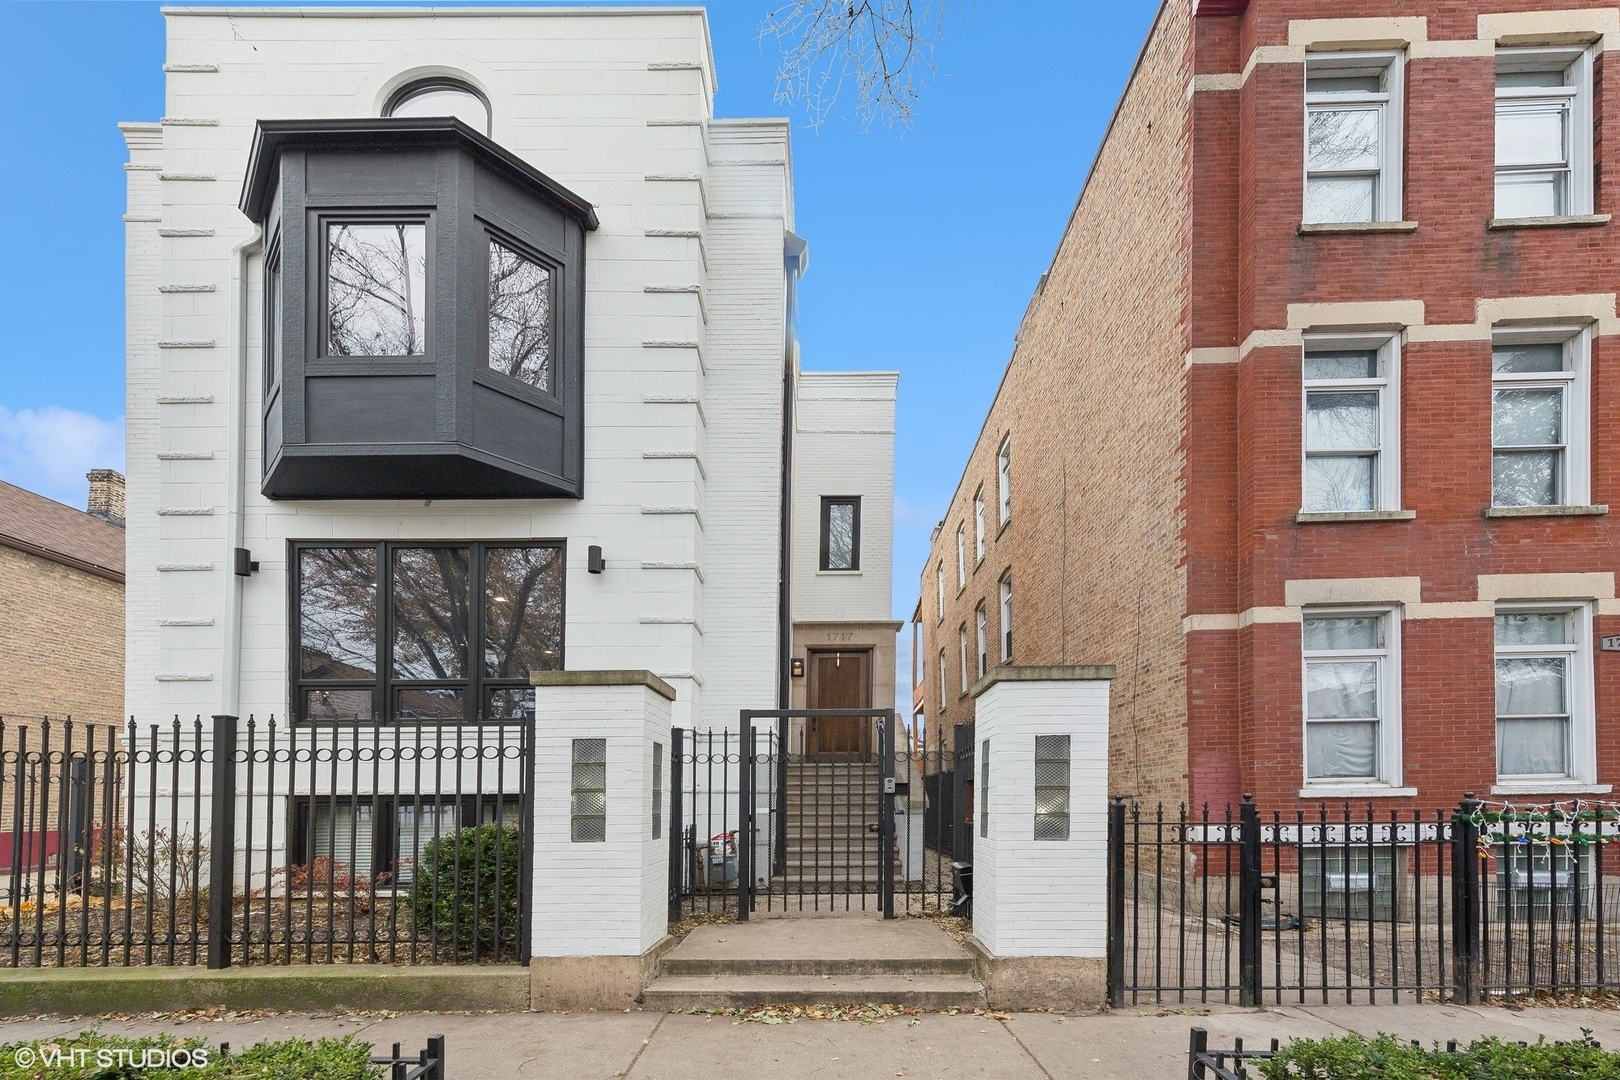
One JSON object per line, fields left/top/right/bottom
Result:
{"left": 641, "top": 974, "right": 986, "bottom": 1011}
{"left": 662, "top": 952, "right": 973, "bottom": 977}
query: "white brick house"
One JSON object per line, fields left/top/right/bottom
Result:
{"left": 121, "top": 5, "right": 898, "bottom": 739}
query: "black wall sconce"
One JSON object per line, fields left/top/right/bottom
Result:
{"left": 790, "top": 657, "right": 805, "bottom": 678}
{"left": 587, "top": 545, "right": 605, "bottom": 574}
{"left": 233, "top": 547, "right": 260, "bottom": 577}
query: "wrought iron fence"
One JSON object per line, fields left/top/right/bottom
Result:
{"left": 1110, "top": 794, "right": 1620, "bottom": 1005}
{"left": 0, "top": 715, "right": 532, "bottom": 967}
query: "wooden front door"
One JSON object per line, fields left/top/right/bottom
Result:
{"left": 806, "top": 649, "right": 872, "bottom": 756}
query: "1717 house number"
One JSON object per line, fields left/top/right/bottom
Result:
{"left": 824, "top": 632, "right": 856, "bottom": 643}
{"left": 1602, "top": 635, "right": 1620, "bottom": 652}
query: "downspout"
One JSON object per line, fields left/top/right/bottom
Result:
{"left": 222, "top": 227, "right": 264, "bottom": 719}
{"left": 777, "top": 233, "right": 807, "bottom": 880}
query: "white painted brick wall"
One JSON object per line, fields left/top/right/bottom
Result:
{"left": 971, "top": 678, "right": 1110, "bottom": 958}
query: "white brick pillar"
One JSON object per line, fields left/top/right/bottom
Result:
{"left": 527, "top": 670, "right": 676, "bottom": 1009}
{"left": 967, "top": 664, "right": 1114, "bottom": 1009}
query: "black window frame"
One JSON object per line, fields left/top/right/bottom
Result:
{"left": 382, "top": 77, "right": 493, "bottom": 135}
{"left": 290, "top": 539, "right": 565, "bottom": 724}
{"left": 316, "top": 212, "right": 436, "bottom": 363}
{"left": 291, "top": 792, "right": 520, "bottom": 887}
{"left": 819, "top": 496, "right": 862, "bottom": 572}
{"left": 264, "top": 232, "right": 283, "bottom": 397}
{"left": 477, "top": 221, "right": 563, "bottom": 406}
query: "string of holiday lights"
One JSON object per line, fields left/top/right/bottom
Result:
{"left": 1463, "top": 798, "right": 1620, "bottom": 850}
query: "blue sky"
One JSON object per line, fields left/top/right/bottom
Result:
{"left": 0, "top": 0, "right": 1160, "bottom": 675}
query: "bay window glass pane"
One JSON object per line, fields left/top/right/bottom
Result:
{"left": 1306, "top": 720, "right": 1378, "bottom": 778}
{"left": 1305, "top": 176, "right": 1376, "bottom": 224}
{"left": 326, "top": 223, "right": 427, "bottom": 356}
{"left": 304, "top": 688, "right": 373, "bottom": 722}
{"left": 395, "top": 687, "right": 465, "bottom": 720}
{"left": 826, "top": 501, "right": 856, "bottom": 569}
{"left": 299, "top": 547, "right": 378, "bottom": 679}
{"left": 483, "top": 546, "right": 564, "bottom": 678}
{"left": 1493, "top": 387, "right": 1562, "bottom": 445}
{"left": 1496, "top": 104, "right": 1568, "bottom": 167}
{"left": 1304, "top": 455, "right": 1375, "bottom": 512}
{"left": 1303, "top": 616, "right": 1382, "bottom": 652}
{"left": 488, "top": 240, "right": 553, "bottom": 391}
{"left": 1305, "top": 660, "right": 1379, "bottom": 719}
{"left": 1492, "top": 343, "right": 1563, "bottom": 374}
{"left": 1306, "top": 392, "right": 1378, "bottom": 450}
{"left": 1495, "top": 173, "right": 1565, "bottom": 218}
{"left": 1304, "top": 352, "right": 1377, "bottom": 380}
{"left": 1496, "top": 656, "right": 1567, "bottom": 716}
{"left": 1493, "top": 450, "right": 1560, "bottom": 506}
{"left": 1307, "top": 109, "right": 1380, "bottom": 172}
{"left": 1495, "top": 611, "right": 1569, "bottom": 647}
{"left": 391, "top": 547, "right": 471, "bottom": 680}
{"left": 1498, "top": 718, "right": 1569, "bottom": 776}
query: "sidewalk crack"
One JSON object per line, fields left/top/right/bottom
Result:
{"left": 620, "top": 1012, "right": 667, "bottom": 1077}
{"left": 998, "top": 1017, "right": 1057, "bottom": 1080}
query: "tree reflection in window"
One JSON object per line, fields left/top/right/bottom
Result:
{"left": 391, "top": 547, "right": 470, "bottom": 681}
{"left": 299, "top": 547, "right": 378, "bottom": 680}
{"left": 488, "top": 240, "right": 552, "bottom": 390}
{"left": 484, "top": 547, "right": 564, "bottom": 678}
{"left": 327, "top": 223, "right": 427, "bottom": 357}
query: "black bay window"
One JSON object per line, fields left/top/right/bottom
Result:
{"left": 295, "top": 540, "right": 564, "bottom": 722}
{"left": 241, "top": 117, "right": 597, "bottom": 500}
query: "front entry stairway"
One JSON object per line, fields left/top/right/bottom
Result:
{"left": 642, "top": 916, "right": 986, "bottom": 1010}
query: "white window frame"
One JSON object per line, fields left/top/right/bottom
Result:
{"left": 1300, "top": 606, "right": 1403, "bottom": 790}
{"left": 938, "top": 647, "right": 947, "bottom": 710}
{"left": 958, "top": 625, "right": 969, "bottom": 696}
{"left": 1490, "top": 325, "right": 1590, "bottom": 509}
{"left": 999, "top": 575, "right": 1013, "bottom": 662}
{"left": 1301, "top": 333, "right": 1402, "bottom": 513}
{"left": 1494, "top": 601, "right": 1595, "bottom": 786}
{"left": 1303, "top": 51, "right": 1405, "bottom": 224}
{"left": 975, "top": 604, "right": 988, "bottom": 680}
{"left": 1494, "top": 47, "right": 1594, "bottom": 219}
{"left": 997, "top": 436, "right": 1011, "bottom": 527}
{"left": 973, "top": 488, "right": 986, "bottom": 564}
{"left": 956, "top": 523, "right": 967, "bottom": 590}
{"left": 936, "top": 562, "right": 945, "bottom": 623}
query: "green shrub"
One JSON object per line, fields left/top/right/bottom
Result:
{"left": 410, "top": 822, "right": 523, "bottom": 959}
{"left": 1255, "top": 1030, "right": 1620, "bottom": 1080}
{"left": 0, "top": 1029, "right": 380, "bottom": 1079}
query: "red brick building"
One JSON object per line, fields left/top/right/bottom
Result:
{"left": 918, "top": 0, "right": 1620, "bottom": 815}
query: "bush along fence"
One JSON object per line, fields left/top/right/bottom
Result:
{"left": 1111, "top": 793, "right": 1620, "bottom": 1006}
{"left": 1187, "top": 1026, "right": 1619, "bottom": 1080}
{"left": 0, "top": 715, "right": 531, "bottom": 968}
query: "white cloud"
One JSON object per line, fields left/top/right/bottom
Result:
{"left": 0, "top": 406, "right": 125, "bottom": 510}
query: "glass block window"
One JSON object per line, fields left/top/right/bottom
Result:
{"left": 652, "top": 742, "right": 664, "bottom": 840}
{"left": 571, "top": 738, "right": 607, "bottom": 842}
{"left": 1034, "top": 735, "right": 1071, "bottom": 841}
{"left": 980, "top": 739, "right": 990, "bottom": 839}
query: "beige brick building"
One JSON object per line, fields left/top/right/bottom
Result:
{"left": 0, "top": 473, "right": 127, "bottom": 726}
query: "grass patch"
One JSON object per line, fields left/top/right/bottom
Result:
{"left": 0, "top": 1029, "right": 381, "bottom": 1078}
{"left": 1255, "top": 1030, "right": 1620, "bottom": 1079}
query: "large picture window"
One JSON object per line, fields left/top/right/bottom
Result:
{"left": 295, "top": 541, "right": 564, "bottom": 722}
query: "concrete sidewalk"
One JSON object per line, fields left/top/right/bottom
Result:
{"left": 0, "top": 1002, "right": 1606, "bottom": 1078}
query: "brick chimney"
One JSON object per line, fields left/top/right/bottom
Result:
{"left": 86, "top": 469, "right": 125, "bottom": 528}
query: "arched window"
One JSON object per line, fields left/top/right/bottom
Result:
{"left": 384, "top": 78, "right": 490, "bottom": 135}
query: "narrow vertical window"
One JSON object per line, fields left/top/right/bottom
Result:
{"left": 999, "top": 575, "right": 1013, "bottom": 662}
{"left": 1492, "top": 332, "right": 1586, "bottom": 508}
{"left": 956, "top": 524, "right": 966, "bottom": 588}
{"left": 652, "top": 742, "right": 664, "bottom": 839}
{"left": 820, "top": 497, "right": 861, "bottom": 570}
{"left": 1496, "top": 608, "right": 1587, "bottom": 780}
{"left": 958, "top": 625, "right": 969, "bottom": 696}
{"left": 997, "top": 436, "right": 1011, "bottom": 526}
{"left": 1303, "top": 611, "right": 1396, "bottom": 784}
{"left": 1304, "top": 53, "right": 1403, "bottom": 224}
{"left": 973, "top": 488, "right": 985, "bottom": 562}
{"left": 938, "top": 648, "right": 947, "bottom": 711}
{"left": 325, "top": 222, "right": 428, "bottom": 357}
{"left": 936, "top": 563, "right": 945, "bottom": 622}
{"left": 980, "top": 739, "right": 990, "bottom": 839}
{"left": 488, "top": 238, "right": 553, "bottom": 391}
{"left": 1302, "top": 338, "right": 1398, "bottom": 513}
{"left": 265, "top": 242, "right": 283, "bottom": 395}
{"left": 571, "top": 738, "right": 607, "bottom": 842}
{"left": 1495, "top": 49, "right": 1592, "bottom": 218}
{"left": 974, "top": 604, "right": 988, "bottom": 680}
{"left": 1033, "top": 735, "right": 1071, "bottom": 840}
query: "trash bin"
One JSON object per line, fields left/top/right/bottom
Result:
{"left": 951, "top": 861, "right": 972, "bottom": 919}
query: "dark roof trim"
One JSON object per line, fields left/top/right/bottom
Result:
{"left": 239, "top": 117, "right": 600, "bottom": 230}
{"left": 0, "top": 532, "right": 125, "bottom": 585}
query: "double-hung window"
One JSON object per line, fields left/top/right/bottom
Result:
{"left": 936, "top": 563, "right": 945, "bottom": 622}
{"left": 1302, "top": 336, "right": 1400, "bottom": 513}
{"left": 938, "top": 648, "right": 947, "bottom": 711}
{"left": 956, "top": 524, "right": 967, "bottom": 589}
{"left": 999, "top": 575, "right": 1013, "bottom": 662}
{"left": 1302, "top": 610, "right": 1400, "bottom": 786}
{"left": 1491, "top": 330, "right": 1589, "bottom": 508}
{"left": 974, "top": 604, "right": 988, "bottom": 681}
{"left": 1304, "top": 53, "right": 1403, "bottom": 224}
{"left": 1495, "top": 605, "right": 1593, "bottom": 783}
{"left": 973, "top": 488, "right": 985, "bottom": 563}
{"left": 997, "top": 437, "right": 1011, "bottom": 526}
{"left": 958, "top": 625, "right": 969, "bottom": 696}
{"left": 1495, "top": 48, "right": 1593, "bottom": 219}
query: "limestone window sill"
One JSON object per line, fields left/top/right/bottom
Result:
{"left": 816, "top": 570, "right": 863, "bottom": 576}
{"left": 1299, "top": 786, "right": 1417, "bottom": 799}
{"left": 1298, "top": 220, "right": 1418, "bottom": 235}
{"left": 1491, "top": 782, "right": 1612, "bottom": 796}
{"left": 1484, "top": 504, "right": 1608, "bottom": 518}
{"left": 1488, "top": 214, "right": 1610, "bottom": 230}
{"left": 1294, "top": 509, "right": 1416, "bottom": 524}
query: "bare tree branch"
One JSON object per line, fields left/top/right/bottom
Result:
{"left": 762, "top": 0, "right": 949, "bottom": 130}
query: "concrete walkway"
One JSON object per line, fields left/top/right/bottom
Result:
{"left": 0, "top": 1002, "right": 1608, "bottom": 1078}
